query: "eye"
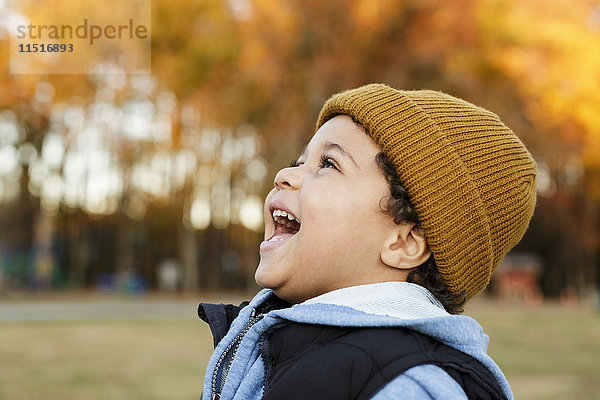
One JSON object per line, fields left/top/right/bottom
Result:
{"left": 319, "top": 154, "right": 338, "bottom": 170}
{"left": 289, "top": 159, "right": 300, "bottom": 168}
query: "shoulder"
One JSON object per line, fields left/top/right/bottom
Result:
{"left": 371, "top": 365, "right": 468, "bottom": 400}
{"left": 264, "top": 324, "right": 507, "bottom": 400}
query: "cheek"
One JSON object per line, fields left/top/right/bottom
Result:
{"left": 302, "top": 182, "right": 379, "bottom": 222}
{"left": 302, "top": 188, "right": 389, "bottom": 248}
{"left": 300, "top": 199, "right": 365, "bottom": 251}
{"left": 300, "top": 187, "right": 344, "bottom": 231}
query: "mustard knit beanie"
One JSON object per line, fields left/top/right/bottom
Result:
{"left": 317, "top": 83, "right": 537, "bottom": 301}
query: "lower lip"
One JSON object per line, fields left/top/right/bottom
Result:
{"left": 259, "top": 233, "right": 295, "bottom": 253}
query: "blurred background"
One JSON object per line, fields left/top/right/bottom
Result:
{"left": 0, "top": 0, "right": 599, "bottom": 399}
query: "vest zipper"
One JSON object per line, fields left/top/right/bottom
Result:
{"left": 211, "top": 308, "right": 263, "bottom": 400}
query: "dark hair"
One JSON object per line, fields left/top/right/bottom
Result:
{"left": 374, "top": 151, "right": 465, "bottom": 314}
{"left": 345, "top": 115, "right": 465, "bottom": 314}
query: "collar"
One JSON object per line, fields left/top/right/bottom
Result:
{"left": 302, "top": 282, "right": 449, "bottom": 320}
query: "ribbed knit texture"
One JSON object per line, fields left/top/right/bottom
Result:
{"left": 316, "top": 84, "right": 537, "bottom": 301}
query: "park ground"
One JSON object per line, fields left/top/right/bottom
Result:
{"left": 0, "top": 292, "right": 599, "bottom": 400}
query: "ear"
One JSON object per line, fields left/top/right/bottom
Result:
{"left": 380, "top": 223, "right": 431, "bottom": 270}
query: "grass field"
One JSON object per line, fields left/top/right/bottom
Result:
{"left": 0, "top": 319, "right": 212, "bottom": 400}
{"left": 1, "top": 296, "right": 599, "bottom": 399}
{"left": 465, "top": 300, "right": 600, "bottom": 400}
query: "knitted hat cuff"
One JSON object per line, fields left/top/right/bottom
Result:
{"left": 317, "top": 85, "right": 496, "bottom": 300}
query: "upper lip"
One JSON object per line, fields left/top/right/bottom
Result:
{"left": 268, "top": 199, "right": 300, "bottom": 223}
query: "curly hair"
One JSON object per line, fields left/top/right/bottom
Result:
{"left": 374, "top": 151, "right": 466, "bottom": 314}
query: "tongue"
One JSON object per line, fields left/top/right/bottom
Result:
{"left": 268, "top": 224, "right": 298, "bottom": 242}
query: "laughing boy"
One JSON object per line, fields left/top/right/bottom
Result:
{"left": 199, "top": 83, "right": 536, "bottom": 399}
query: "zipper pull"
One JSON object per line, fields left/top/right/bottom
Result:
{"left": 212, "top": 393, "right": 220, "bottom": 400}
{"left": 250, "top": 307, "right": 265, "bottom": 319}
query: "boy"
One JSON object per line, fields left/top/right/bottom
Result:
{"left": 198, "top": 84, "right": 536, "bottom": 399}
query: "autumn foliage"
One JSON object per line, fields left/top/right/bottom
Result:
{"left": 0, "top": 0, "right": 598, "bottom": 298}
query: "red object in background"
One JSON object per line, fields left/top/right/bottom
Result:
{"left": 494, "top": 254, "right": 543, "bottom": 307}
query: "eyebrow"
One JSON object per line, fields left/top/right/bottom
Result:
{"left": 299, "top": 141, "right": 360, "bottom": 169}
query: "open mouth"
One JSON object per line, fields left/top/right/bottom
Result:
{"left": 267, "top": 209, "right": 300, "bottom": 242}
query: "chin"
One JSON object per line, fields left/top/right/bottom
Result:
{"left": 254, "top": 262, "right": 274, "bottom": 289}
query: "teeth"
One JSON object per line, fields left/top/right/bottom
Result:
{"left": 272, "top": 208, "right": 300, "bottom": 224}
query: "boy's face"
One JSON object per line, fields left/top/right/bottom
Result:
{"left": 255, "top": 115, "right": 399, "bottom": 303}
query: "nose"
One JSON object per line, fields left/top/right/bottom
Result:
{"left": 274, "top": 166, "right": 301, "bottom": 190}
